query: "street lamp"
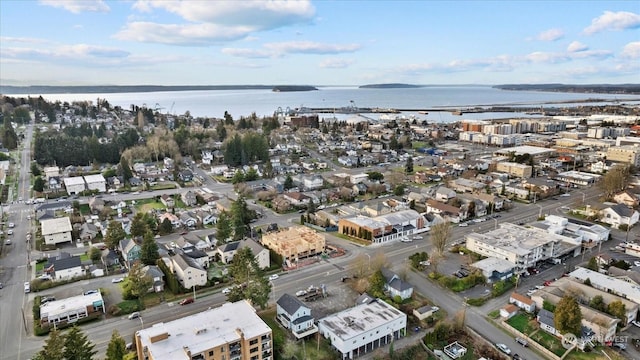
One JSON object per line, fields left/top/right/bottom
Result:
{"left": 364, "top": 253, "right": 371, "bottom": 271}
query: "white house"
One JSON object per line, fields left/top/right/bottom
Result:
{"left": 318, "top": 297, "right": 406, "bottom": 360}
{"left": 350, "top": 173, "right": 369, "bottom": 184}
{"left": 63, "top": 176, "right": 86, "bottom": 195}
{"left": 276, "top": 293, "right": 318, "bottom": 339}
{"left": 170, "top": 253, "right": 207, "bottom": 289}
{"left": 84, "top": 174, "right": 106, "bottom": 193}
{"left": 509, "top": 292, "right": 536, "bottom": 313}
{"left": 303, "top": 175, "right": 324, "bottom": 190}
{"left": 435, "top": 187, "right": 456, "bottom": 202}
{"left": 217, "top": 239, "right": 270, "bottom": 269}
{"left": 201, "top": 150, "right": 213, "bottom": 165}
{"left": 381, "top": 268, "right": 413, "bottom": 300}
{"left": 41, "top": 217, "right": 73, "bottom": 245}
{"left": 601, "top": 204, "right": 640, "bottom": 229}
{"left": 45, "top": 255, "right": 83, "bottom": 281}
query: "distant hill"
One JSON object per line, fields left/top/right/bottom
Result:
{"left": 0, "top": 84, "right": 299, "bottom": 94}
{"left": 272, "top": 85, "right": 318, "bottom": 92}
{"left": 359, "top": 83, "right": 423, "bottom": 89}
{"left": 494, "top": 83, "right": 640, "bottom": 95}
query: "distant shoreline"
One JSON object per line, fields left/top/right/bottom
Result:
{"left": 1, "top": 83, "right": 638, "bottom": 95}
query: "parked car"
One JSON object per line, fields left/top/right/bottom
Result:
{"left": 295, "top": 290, "right": 307, "bottom": 297}
{"left": 458, "top": 222, "right": 468, "bottom": 227}
{"left": 515, "top": 337, "right": 528, "bottom": 347}
{"left": 222, "top": 288, "right": 231, "bottom": 295}
{"left": 112, "top": 277, "right": 125, "bottom": 283}
{"left": 495, "top": 343, "right": 511, "bottom": 355}
{"left": 24, "top": 282, "right": 30, "bottom": 293}
{"left": 268, "top": 274, "right": 279, "bottom": 281}
{"left": 128, "top": 312, "right": 140, "bottom": 320}
{"left": 8, "top": 223, "right": 15, "bottom": 228}
{"left": 179, "top": 297, "right": 194, "bottom": 305}
{"left": 613, "top": 342, "right": 627, "bottom": 351}
{"left": 634, "top": 261, "right": 640, "bottom": 267}
{"left": 5, "top": 239, "right": 11, "bottom": 245}
{"left": 7, "top": 229, "right": 13, "bottom": 235}
{"left": 84, "top": 290, "right": 99, "bottom": 295}
{"left": 632, "top": 320, "right": 640, "bottom": 328}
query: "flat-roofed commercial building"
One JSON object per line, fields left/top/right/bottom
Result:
{"left": 338, "top": 209, "right": 426, "bottom": 244}
{"left": 41, "top": 217, "right": 73, "bottom": 245}
{"left": 465, "top": 223, "right": 581, "bottom": 273}
{"left": 318, "top": 297, "right": 406, "bottom": 359}
{"left": 495, "top": 161, "right": 532, "bottom": 178}
{"left": 135, "top": 300, "right": 272, "bottom": 360}
{"left": 84, "top": 174, "right": 106, "bottom": 193}
{"left": 261, "top": 226, "right": 325, "bottom": 264}
{"left": 63, "top": 176, "right": 86, "bottom": 195}
{"left": 607, "top": 145, "right": 640, "bottom": 166}
{"left": 40, "top": 292, "right": 105, "bottom": 327}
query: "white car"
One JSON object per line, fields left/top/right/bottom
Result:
{"left": 635, "top": 261, "right": 640, "bottom": 267}
{"left": 295, "top": 290, "right": 307, "bottom": 297}
{"left": 8, "top": 223, "right": 15, "bottom": 228}
{"left": 458, "top": 222, "right": 468, "bottom": 227}
{"left": 111, "top": 277, "right": 125, "bottom": 283}
{"left": 495, "top": 343, "right": 511, "bottom": 355}
{"left": 24, "top": 282, "right": 31, "bottom": 293}
{"left": 222, "top": 287, "right": 231, "bottom": 294}
{"left": 268, "top": 274, "right": 279, "bottom": 281}
{"left": 7, "top": 229, "right": 13, "bottom": 235}
{"left": 632, "top": 320, "right": 640, "bottom": 328}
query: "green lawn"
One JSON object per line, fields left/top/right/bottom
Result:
{"left": 135, "top": 198, "right": 166, "bottom": 213}
{"left": 530, "top": 331, "right": 567, "bottom": 357}
{"left": 80, "top": 254, "right": 89, "bottom": 262}
{"left": 564, "top": 347, "right": 626, "bottom": 360}
{"left": 506, "top": 313, "right": 534, "bottom": 334}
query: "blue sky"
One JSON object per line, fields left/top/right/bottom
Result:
{"left": 1, "top": 0, "right": 639, "bottom": 86}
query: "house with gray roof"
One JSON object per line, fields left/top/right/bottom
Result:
{"left": 142, "top": 265, "right": 165, "bottom": 293}
{"left": 45, "top": 255, "right": 83, "bottom": 281}
{"left": 537, "top": 309, "right": 559, "bottom": 336}
{"left": 118, "top": 238, "right": 141, "bottom": 268}
{"left": 276, "top": 293, "right": 317, "bottom": 339}
{"left": 601, "top": 203, "right": 640, "bottom": 229}
{"left": 170, "top": 252, "right": 207, "bottom": 289}
{"left": 381, "top": 268, "right": 413, "bottom": 300}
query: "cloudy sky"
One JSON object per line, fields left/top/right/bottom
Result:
{"left": 1, "top": 0, "right": 638, "bottom": 86}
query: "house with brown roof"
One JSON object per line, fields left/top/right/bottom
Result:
{"left": 160, "top": 194, "right": 175, "bottom": 208}
{"left": 509, "top": 292, "right": 535, "bottom": 313}
{"left": 425, "top": 199, "right": 464, "bottom": 223}
{"left": 283, "top": 192, "right": 311, "bottom": 207}
{"left": 613, "top": 191, "right": 640, "bottom": 208}
{"left": 500, "top": 304, "right": 518, "bottom": 319}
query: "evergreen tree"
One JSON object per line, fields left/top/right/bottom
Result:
{"left": 36, "top": 329, "right": 66, "bottom": 360}
{"left": 119, "top": 156, "right": 133, "bottom": 184}
{"left": 130, "top": 212, "right": 150, "bottom": 238}
{"left": 33, "top": 176, "right": 45, "bottom": 192}
{"left": 159, "top": 218, "right": 173, "bottom": 235}
{"left": 105, "top": 221, "right": 126, "bottom": 250}
{"left": 216, "top": 211, "right": 233, "bottom": 243}
{"left": 227, "top": 247, "right": 271, "bottom": 309}
{"left": 284, "top": 175, "right": 294, "bottom": 190}
{"left": 126, "top": 262, "right": 152, "bottom": 308}
{"left": 140, "top": 231, "right": 159, "bottom": 265}
{"left": 105, "top": 330, "right": 127, "bottom": 360}
{"left": 554, "top": 296, "right": 582, "bottom": 335}
{"left": 63, "top": 326, "right": 97, "bottom": 360}
{"left": 405, "top": 156, "right": 414, "bottom": 174}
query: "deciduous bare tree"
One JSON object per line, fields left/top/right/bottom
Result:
{"left": 431, "top": 221, "right": 452, "bottom": 257}
{"left": 598, "top": 164, "right": 633, "bottom": 200}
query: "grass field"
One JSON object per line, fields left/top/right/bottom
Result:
{"left": 135, "top": 198, "right": 166, "bottom": 213}
{"left": 506, "top": 313, "right": 534, "bottom": 334}
{"left": 530, "top": 330, "right": 567, "bottom": 357}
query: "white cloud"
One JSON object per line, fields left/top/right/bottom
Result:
{"left": 123, "top": 0, "right": 315, "bottom": 45}
{"left": 39, "top": 0, "right": 109, "bottom": 14}
{"left": 264, "top": 41, "right": 361, "bottom": 54}
{"left": 567, "top": 41, "right": 588, "bottom": 52}
{"left": 223, "top": 41, "right": 361, "bottom": 58}
{"left": 525, "top": 51, "right": 568, "bottom": 64}
{"left": 0, "top": 36, "right": 48, "bottom": 44}
{"left": 535, "top": 28, "right": 564, "bottom": 41}
{"left": 621, "top": 41, "right": 640, "bottom": 59}
{"left": 583, "top": 11, "right": 640, "bottom": 35}
{"left": 114, "top": 22, "right": 254, "bottom": 45}
{"left": 221, "top": 48, "right": 273, "bottom": 59}
{"left": 319, "top": 58, "right": 354, "bottom": 69}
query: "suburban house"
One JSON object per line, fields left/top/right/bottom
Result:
{"left": 181, "top": 248, "right": 210, "bottom": 269}
{"left": 160, "top": 194, "right": 175, "bottom": 208}
{"left": 178, "top": 169, "right": 193, "bottom": 182}
{"left": 78, "top": 222, "right": 99, "bottom": 241}
{"left": 41, "top": 217, "right": 73, "bottom": 245}
{"left": 381, "top": 268, "right": 413, "bottom": 300}
{"left": 179, "top": 212, "right": 198, "bottom": 228}
{"left": 509, "top": 292, "right": 536, "bottom": 313}
{"left": 217, "top": 239, "right": 270, "bottom": 269}
{"left": 425, "top": 199, "right": 464, "bottom": 223}
{"left": 118, "top": 238, "right": 141, "bottom": 268}
{"left": 175, "top": 234, "right": 210, "bottom": 251}
{"left": 181, "top": 190, "right": 197, "bottom": 207}
{"left": 600, "top": 204, "right": 640, "bottom": 229}
{"left": 413, "top": 305, "right": 439, "bottom": 321}
{"left": 45, "top": 254, "right": 84, "bottom": 281}
{"left": 170, "top": 252, "right": 207, "bottom": 289}
{"left": 283, "top": 192, "right": 311, "bottom": 207}
{"left": 157, "top": 212, "right": 180, "bottom": 228}
{"left": 613, "top": 191, "right": 640, "bottom": 208}
{"left": 142, "top": 265, "right": 165, "bottom": 293}
{"left": 500, "top": 304, "right": 518, "bottom": 320}
{"left": 537, "top": 309, "right": 559, "bottom": 336}
{"left": 276, "top": 293, "right": 318, "bottom": 339}
{"left": 434, "top": 187, "right": 456, "bottom": 202}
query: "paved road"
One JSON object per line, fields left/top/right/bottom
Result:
{"left": 0, "top": 123, "right": 36, "bottom": 360}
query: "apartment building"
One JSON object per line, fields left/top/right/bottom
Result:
{"left": 135, "top": 300, "right": 272, "bottom": 360}
{"left": 495, "top": 161, "right": 532, "bottom": 178}
{"left": 465, "top": 223, "right": 581, "bottom": 273}
{"left": 606, "top": 145, "right": 640, "bottom": 166}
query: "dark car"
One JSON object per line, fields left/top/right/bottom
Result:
{"left": 179, "top": 297, "right": 194, "bottom": 305}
